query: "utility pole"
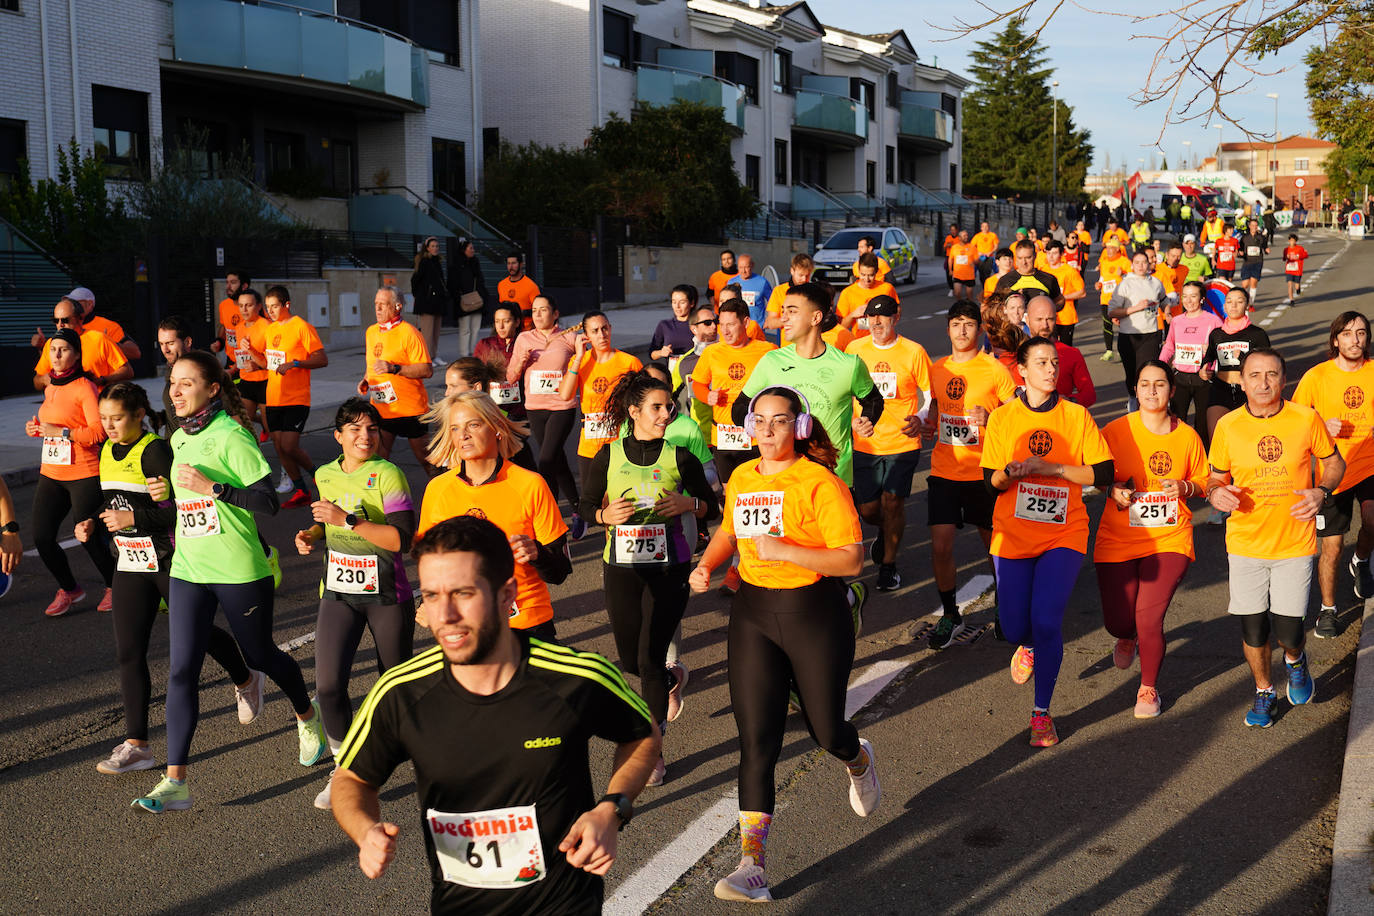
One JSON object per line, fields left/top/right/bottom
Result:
{"left": 1051, "top": 81, "right": 1059, "bottom": 203}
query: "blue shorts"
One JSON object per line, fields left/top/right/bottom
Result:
{"left": 851, "top": 449, "right": 921, "bottom": 505}
{"left": 1239, "top": 263, "right": 1263, "bottom": 281}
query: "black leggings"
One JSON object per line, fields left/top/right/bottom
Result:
{"left": 314, "top": 598, "right": 415, "bottom": 742}
{"left": 1100, "top": 303, "right": 1115, "bottom": 350}
{"left": 603, "top": 563, "right": 690, "bottom": 727}
{"left": 729, "top": 578, "right": 860, "bottom": 813}
{"left": 527, "top": 408, "right": 579, "bottom": 507}
{"left": 1170, "top": 371, "right": 1210, "bottom": 442}
{"left": 33, "top": 475, "right": 114, "bottom": 592}
{"left": 111, "top": 569, "right": 251, "bottom": 742}
{"left": 713, "top": 448, "right": 757, "bottom": 490}
{"left": 166, "top": 576, "right": 312, "bottom": 767}
{"left": 1054, "top": 323, "right": 1075, "bottom": 346}
{"left": 1119, "top": 331, "right": 1162, "bottom": 396}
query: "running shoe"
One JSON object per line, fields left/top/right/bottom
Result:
{"left": 1285, "top": 653, "right": 1315, "bottom": 705}
{"left": 847, "top": 737, "right": 881, "bottom": 816}
{"left": 848, "top": 582, "right": 867, "bottom": 637}
{"left": 282, "top": 488, "right": 311, "bottom": 509}
{"left": 275, "top": 469, "right": 294, "bottom": 494}
{"left": 1134, "top": 686, "right": 1162, "bottom": 719}
{"left": 431, "top": 356, "right": 448, "bottom": 368}
{"left": 569, "top": 513, "right": 587, "bottom": 541}
{"left": 1244, "top": 689, "right": 1276, "bottom": 728}
{"left": 235, "top": 669, "right": 265, "bottom": 724}
{"left": 875, "top": 564, "right": 901, "bottom": 591}
{"left": 44, "top": 588, "right": 85, "bottom": 617}
{"left": 947, "top": 289, "right": 954, "bottom": 298}
{"left": 267, "top": 545, "right": 282, "bottom": 589}
{"left": 97, "top": 588, "right": 113, "bottom": 613}
{"left": 787, "top": 688, "right": 801, "bottom": 714}
{"left": 721, "top": 565, "right": 741, "bottom": 596}
{"left": 645, "top": 756, "right": 666, "bottom": 788}
{"left": 1313, "top": 606, "right": 1338, "bottom": 640}
{"left": 132, "top": 776, "right": 192, "bottom": 813}
{"left": 96, "top": 741, "right": 157, "bottom": 775}
{"left": 714, "top": 856, "right": 772, "bottom": 903}
{"left": 298, "top": 700, "right": 328, "bottom": 766}
{"left": 1113, "top": 638, "right": 1137, "bottom": 670}
{"left": 666, "top": 660, "right": 689, "bottom": 722}
{"left": 1282, "top": 298, "right": 1293, "bottom": 305}
{"left": 1350, "top": 555, "right": 1373, "bottom": 599}
{"left": 1009, "top": 646, "right": 1034, "bottom": 684}
{"left": 314, "top": 767, "right": 337, "bottom": 810}
{"left": 929, "top": 615, "right": 967, "bottom": 650}
{"left": 1029, "top": 711, "right": 1059, "bottom": 747}
{"left": 1099, "top": 350, "right": 1115, "bottom": 362}
{"left": 258, "top": 429, "right": 270, "bottom": 444}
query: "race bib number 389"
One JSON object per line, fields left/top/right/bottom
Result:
{"left": 734, "top": 491, "right": 784, "bottom": 538}
{"left": 429, "top": 805, "right": 546, "bottom": 890}
{"left": 1013, "top": 482, "right": 1068, "bottom": 524}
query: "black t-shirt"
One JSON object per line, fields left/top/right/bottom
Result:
{"left": 1203, "top": 324, "right": 1271, "bottom": 373}
{"left": 1239, "top": 233, "right": 1268, "bottom": 264}
{"left": 993, "top": 269, "right": 1064, "bottom": 306}
{"left": 338, "top": 634, "right": 655, "bottom": 915}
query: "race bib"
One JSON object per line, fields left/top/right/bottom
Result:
{"left": 1246, "top": 246, "right": 1261, "bottom": 258}
{"left": 115, "top": 535, "right": 158, "bottom": 573}
{"left": 225, "top": 328, "right": 238, "bottom": 349}
{"left": 582, "top": 412, "right": 616, "bottom": 440}
{"left": 741, "top": 291, "right": 758, "bottom": 308}
{"left": 265, "top": 349, "right": 286, "bottom": 373}
{"left": 716, "top": 424, "right": 751, "bottom": 451}
{"left": 326, "top": 550, "right": 379, "bottom": 594}
{"left": 41, "top": 436, "right": 72, "bottom": 466}
{"left": 176, "top": 497, "right": 222, "bottom": 539}
{"left": 1102, "top": 279, "right": 1118, "bottom": 295}
{"left": 954, "top": 255, "right": 969, "bottom": 266}
{"left": 668, "top": 355, "right": 681, "bottom": 378}
{"left": 1128, "top": 492, "right": 1178, "bottom": 528}
{"left": 871, "top": 372, "right": 898, "bottom": 399}
{"left": 530, "top": 370, "right": 562, "bottom": 395}
{"left": 368, "top": 380, "right": 397, "bottom": 404}
{"left": 1173, "top": 343, "right": 1204, "bottom": 369}
{"left": 489, "top": 380, "right": 520, "bottom": 405}
{"left": 938, "top": 413, "right": 979, "bottom": 447}
{"left": 1013, "top": 482, "right": 1069, "bottom": 524}
{"left": 1203, "top": 243, "right": 1216, "bottom": 257}
{"left": 1216, "top": 341, "right": 1248, "bottom": 368}
{"left": 1285, "top": 261, "right": 1301, "bottom": 275}
{"left": 734, "top": 490, "right": 785, "bottom": 538}
{"left": 428, "top": 805, "right": 546, "bottom": 891}
{"left": 612, "top": 524, "right": 668, "bottom": 565}
{"left": 235, "top": 347, "right": 254, "bottom": 371}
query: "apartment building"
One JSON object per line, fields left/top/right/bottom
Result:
{"left": 1217, "top": 135, "right": 1338, "bottom": 209}
{"left": 478, "top": 0, "right": 966, "bottom": 216}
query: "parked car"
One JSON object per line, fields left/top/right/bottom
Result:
{"left": 812, "top": 226, "right": 917, "bottom": 287}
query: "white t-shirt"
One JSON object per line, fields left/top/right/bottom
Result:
{"left": 1111, "top": 274, "right": 1168, "bottom": 335}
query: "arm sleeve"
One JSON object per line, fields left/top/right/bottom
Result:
{"left": 731, "top": 391, "right": 751, "bottom": 428}
{"left": 532, "top": 533, "right": 572, "bottom": 586}
{"left": 674, "top": 448, "right": 720, "bottom": 523}
{"left": 384, "top": 509, "right": 417, "bottom": 555}
{"left": 1201, "top": 331, "right": 1218, "bottom": 368}
{"left": 577, "top": 446, "right": 614, "bottom": 521}
{"left": 1071, "top": 353, "right": 1097, "bottom": 408}
{"left": 135, "top": 438, "right": 178, "bottom": 532}
{"left": 983, "top": 466, "right": 1002, "bottom": 496}
{"left": 857, "top": 385, "right": 884, "bottom": 425}
{"left": 217, "top": 474, "right": 281, "bottom": 515}
{"left": 1091, "top": 459, "right": 1115, "bottom": 488}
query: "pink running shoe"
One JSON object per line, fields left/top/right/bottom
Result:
{"left": 1134, "top": 686, "right": 1162, "bottom": 718}
{"left": 44, "top": 588, "right": 86, "bottom": 617}
{"left": 1113, "top": 638, "right": 1136, "bottom": 670}
{"left": 1029, "top": 711, "right": 1059, "bottom": 747}
{"left": 1009, "top": 646, "right": 1034, "bottom": 685}
{"left": 97, "top": 587, "right": 114, "bottom": 613}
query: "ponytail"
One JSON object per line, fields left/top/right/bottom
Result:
{"left": 603, "top": 369, "right": 672, "bottom": 436}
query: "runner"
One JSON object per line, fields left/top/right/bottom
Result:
{"left": 229, "top": 287, "right": 272, "bottom": 442}
{"left": 1156, "top": 242, "right": 1190, "bottom": 316}
{"left": 942, "top": 223, "right": 960, "bottom": 297}
{"left": 1094, "top": 238, "right": 1132, "bottom": 362}
{"left": 1106, "top": 250, "right": 1168, "bottom": 404}
{"left": 1238, "top": 217, "right": 1270, "bottom": 306}
{"left": 1101, "top": 218, "right": 1130, "bottom": 252}
{"left": 730, "top": 255, "right": 774, "bottom": 334}
{"left": 581, "top": 369, "right": 717, "bottom": 785}
{"left": 1200, "top": 287, "right": 1271, "bottom": 445}
{"left": 836, "top": 253, "right": 899, "bottom": 338}
{"left": 331, "top": 515, "right": 659, "bottom": 913}
{"left": 33, "top": 297, "right": 131, "bottom": 391}
{"left": 133, "top": 350, "right": 326, "bottom": 813}
{"left": 410, "top": 236, "right": 449, "bottom": 365}
{"left": 1042, "top": 240, "right": 1086, "bottom": 345}
{"left": 1205, "top": 349, "right": 1342, "bottom": 728}
{"left": 947, "top": 228, "right": 978, "bottom": 302}
{"left": 1292, "top": 312, "right": 1374, "bottom": 639}
{"left": 720, "top": 288, "right": 771, "bottom": 343}
{"left": 1094, "top": 361, "right": 1208, "bottom": 718}
{"left": 763, "top": 253, "right": 813, "bottom": 333}
{"left": 78, "top": 382, "right": 258, "bottom": 776}
{"left": 213, "top": 270, "right": 247, "bottom": 356}
{"left": 649, "top": 285, "right": 696, "bottom": 365}
{"left": 474, "top": 302, "right": 525, "bottom": 418}
{"left": 1026, "top": 296, "right": 1095, "bottom": 407}
{"left": 558, "top": 311, "right": 642, "bottom": 485}
{"left": 1211, "top": 225, "right": 1240, "bottom": 281}
{"left": 690, "top": 386, "right": 880, "bottom": 902}
{"left": 441, "top": 358, "right": 537, "bottom": 472}
{"left": 851, "top": 235, "right": 891, "bottom": 281}
{"left": 26, "top": 329, "right": 114, "bottom": 616}
{"left": 920, "top": 300, "right": 1017, "bottom": 648}
{"left": 971, "top": 221, "right": 1000, "bottom": 282}
{"left": 357, "top": 287, "right": 433, "bottom": 469}
{"left": 981, "top": 337, "right": 1115, "bottom": 746}
{"left": 498, "top": 251, "right": 541, "bottom": 331}
{"left": 1281, "top": 233, "right": 1308, "bottom": 305}
{"left": 1158, "top": 281, "right": 1223, "bottom": 437}
{"left": 295, "top": 397, "right": 416, "bottom": 809}
{"left": 58, "top": 286, "right": 141, "bottom": 361}
{"left": 670, "top": 305, "right": 718, "bottom": 431}
{"left": 708, "top": 248, "right": 738, "bottom": 305}
{"left": 848, "top": 295, "right": 931, "bottom": 591}
{"left": 992, "top": 240, "right": 1063, "bottom": 305}
{"left": 981, "top": 247, "right": 1014, "bottom": 301}
{"left": 1067, "top": 224, "right": 1090, "bottom": 269}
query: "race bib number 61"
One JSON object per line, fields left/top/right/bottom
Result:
{"left": 428, "top": 805, "right": 546, "bottom": 890}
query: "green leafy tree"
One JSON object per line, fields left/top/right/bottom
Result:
{"left": 960, "top": 20, "right": 1093, "bottom": 198}
{"left": 1305, "top": 9, "right": 1374, "bottom": 201}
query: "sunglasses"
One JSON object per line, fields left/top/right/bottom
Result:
{"left": 692, "top": 319, "right": 718, "bottom": 327}
{"left": 54, "top": 316, "right": 76, "bottom": 325}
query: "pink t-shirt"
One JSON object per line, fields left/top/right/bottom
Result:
{"left": 507, "top": 328, "right": 578, "bottom": 411}
{"left": 1159, "top": 310, "right": 1223, "bottom": 374}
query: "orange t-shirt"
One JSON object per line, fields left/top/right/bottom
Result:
{"left": 850, "top": 257, "right": 891, "bottom": 281}
{"left": 746, "top": 319, "right": 768, "bottom": 343}
{"left": 218, "top": 298, "right": 242, "bottom": 350}
{"left": 835, "top": 282, "right": 898, "bottom": 339}
{"left": 570, "top": 350, "right": 642, "bottom": 457}
{"left": 1097, "top": 254, "right": 1132, "bottom": 305}
{"left": 1292, "top": 359, "right": 1374, "bottom": 493}
{"left": 34, "top": 376, "right": 104, "bottom": 481}
{"left": 34, "top": 329, "right": 128, "bottom": 380}
{"left": 1103, "top": 228, "right": 1129, "bottom": 250}
{"left": 691, "top": 339, "right": 776, "bottom": 447}
{"left": 498, "top": 275, "right": 541, "bottom": 329}
{"left": 235, "top": 317, "right": 270, "bottom": 382}
{"left": 1075, "top": 229, "right": 1092, "bottom": 248}
{"left": 948, "top": 242, "right": 978, "bottom": 282}
{"left": 259, "top": 314, "right": 324, "bottom": 407}
{"left": 707, "top": 269, "right": 736, "bottom": 302}
{"left": 1093, "top": 413, "right": 1209, "bottom": 563}
{"left": 720, "top": 456, "right": 862, "bottom": 589}
{"left": 980, "top": 396, "right": 1114, "bottom": 558}
{"left": 84, "top": 314, "right": 126, "bottom": 347}
{"left": 971, "top": 231, "right": 999, "bottom": 257}
{"left": 1045, "top": 263, "right": 1084, "bottom": 325}
{"left": 765, "top": 282, "right": 792, "bottom": 321}
{"left": 929, "top": 352, "right": 1017, "bottom": 481}
{"left": 821, "top": 324, "right": 854, "bottom": 352}
{"left": 981, "top": 273, "right": 1007, "bottom": 301}
{"left": 417, "top": 460, "right": 568, "bottom": 629}
{"left": 1208, "top": 401, "right": 1337, "bottom": 560}
{"left": 849, "top": 336, "right": 932, "bottom": 455}
{"left": 364, "top": 320, "right": 432, "bottom": 419}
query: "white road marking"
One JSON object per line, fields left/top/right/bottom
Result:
{"left": 278, "top": 631, "right": 317, "bottom": 652}
{"left": 22, "top": 537, "right": 77, "bottom": 557}
{"left": 1260, "top": 319, "right": 1274, "bottom": 326}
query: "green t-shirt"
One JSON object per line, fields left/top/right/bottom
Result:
{"left": 314, "top": 456, "right": 416, "bottom": 604}
{"left": 1180, "top": 251, "right": 1213, "bottom": 282}
{"left": 739, "top": 342, "right": 876, "bottom": 485}
{"left": 169, "top": 411, "right": 273, "bottom": 584}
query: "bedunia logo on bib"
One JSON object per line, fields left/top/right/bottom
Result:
{"left": 1028, "top": 430, "right": 1054, "bottom": 457}
{"left": 1257, "top": 435, "right": 1284, "bottom": 463}
{"left": 945, "top": 378, "right": 966, "bottom": 400}
{"left": 1345, "top": 387, "right": 1364, "bottom": 409}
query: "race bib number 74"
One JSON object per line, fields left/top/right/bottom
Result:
{"left": 429, "top": 805, "right": 545, "bottom": 890}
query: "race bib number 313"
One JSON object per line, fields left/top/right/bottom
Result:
{"left": 429, "top": 805, "right": 546, "bottom": 890}
{"left": 734, "top": 491, "right": 784, "bottom": 538}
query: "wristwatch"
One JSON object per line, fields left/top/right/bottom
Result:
{"left": 344, "top": 512, "right": 359, "bottom": 529}
{"left": 1319, "top": 485, "right": 1334, "bottom": 503}
{"left": 61, "top": 427, "right": 70, "bottom": 439}
{"left": 2, "top": 521, "right": 18, "bottom": 534}
{"left": 212, "top": 482, "right": 226, "bottom": 499}
{"left": 599, "top": 792, "right": 632, "bottom": 830}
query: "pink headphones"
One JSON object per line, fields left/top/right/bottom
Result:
{"left": 744, "top": 386, "right": 815, "bottom": 440}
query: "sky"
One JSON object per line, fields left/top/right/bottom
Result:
{"left": 805, "top": 0, "right": 1321, "bottom": 177}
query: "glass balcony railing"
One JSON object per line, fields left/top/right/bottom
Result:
{"left": 172, "top": 0, "right": 429, "bottom": 107}
{"left": 636, "top": 66, "right": 745, "bottom": 131}
{"left": 899, "top": 102, "right": 953, "bottom": 145}
{"left": 793, "top": 90, "right": 868, "bottom": 143}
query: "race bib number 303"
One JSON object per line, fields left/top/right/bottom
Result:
{"left": 176, "top": 497, "right": 222, "bottom": 538}
{"left": 428, "top": 805, "right": 546, "bottom": 890}
{"left": 1013, "top": 482, "right": 1069, "bottom": 524}
{"left": 734, "top": 491, "right": 784, "bottom": 538}
{"left": 326, "top": 550, "right": 379, "bottom": 594}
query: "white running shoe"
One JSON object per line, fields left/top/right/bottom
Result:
{"left": 235, "top": 669, "right": 265, "bottom": 724}
{"left": 847, "top": 737, "right": 881, "bottom": 817}
{"left": 714, "top": 856, "right": 773, "bottom": 902}
{"left": 314, "top": 768, "right": 337, "bottom": 809}
{"left": 96, "top": 741, "right": 157, "bottom": 775}
{"left": 275, "top": 469, "right": 293, "bottom": 494}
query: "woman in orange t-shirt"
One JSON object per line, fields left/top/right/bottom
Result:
{"left": 1093, "top": 361, "right": 1208, "bottom": 718}
{"left": 25, "top": 329, "right": 112, "bottom": 616}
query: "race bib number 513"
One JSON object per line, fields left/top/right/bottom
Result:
{"left": 428, "top": 805, "right": 546, "bottom": 890}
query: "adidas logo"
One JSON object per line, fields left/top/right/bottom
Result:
{"left": 523, "top": 736, "right": 562, "bottom": 749}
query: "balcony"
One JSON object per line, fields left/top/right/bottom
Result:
{"left": 899, "top": 104, "right": 953, "bottom": 149}
{"left": 793, "top": 90, "right": 868, "bottom": 147}
{"left": 636, "top": 65, "right": 746, "bottom": 132}
{"left": 170, "top": 0, "right": 429, "bottom": 109}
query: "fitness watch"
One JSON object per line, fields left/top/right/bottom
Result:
{"left": 211, "top": 482, "right": 226, "bottom": 499}
{"left": 599, "top": 793, "right": 632, "bottom": 830}
{"left": 345, "top": 512, "right": 360, "bottom": 529}
{"left": 2, "top": 521, "right": 18, "bottom": 534}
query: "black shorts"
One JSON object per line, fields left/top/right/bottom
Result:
{"left": 1285, "top": 273, "right": 1302, "bottom": 283}
{"left": 927, "top": 474, "right": 994, "bottom": 530}
{"left": 265, "top": 405, "right": 311, "bottom": 434}
{"left": 852, "top": 449, "right": 921, "bottom": 505}
{"left": 1209, "top": 379, "right": 1245, "bottom": 412}
{"left": 377, "top": 414, "right": 428, "bottom": 440}
{"left": 1317, "top": 475, "right": 1374, "bottom": 537}
{"left": 237, "top": 378, "right": 267, "bottom": 405}
{"left": 1239, "top": 263, "right": 1263, "bottom": 281}
{"left": 1215, "top": 269, "right": 1234, "bottom": 280}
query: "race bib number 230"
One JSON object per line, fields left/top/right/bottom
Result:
{"left": 428, "top": 805, "right": 546, "bottom": 890}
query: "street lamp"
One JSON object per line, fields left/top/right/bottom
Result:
{"left": 1266, "top": 91, "right": 1280, "bottom": 202}
{"left": 1051, "top": 81, "right": 1059, "bottom": 203}
{"left": 1214, "top": 124, "right": 1223, "bottom": 172}
{"left": 1182, "top": 140, "right": 1191, "bottom": 171}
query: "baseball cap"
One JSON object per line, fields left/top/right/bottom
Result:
{"left": 66, "top": 287, "right": 95, "bottom": 302}
{"left": 1183, "top": 234, "right": 1197, "bottom": 243}
{"left": 865, "top": 295, "right": 899, "bottom": 317}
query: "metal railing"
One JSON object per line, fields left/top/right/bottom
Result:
{"left": 635, "top": 63, "right": 746, "bottom": 131}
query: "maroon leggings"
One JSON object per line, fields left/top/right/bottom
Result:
{"left": 1095, "top": 553, "right": 1191, "bottom": 688}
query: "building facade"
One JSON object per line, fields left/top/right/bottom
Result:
{"left": 1217, "top": 135, "right": 1338, "bottom": 210}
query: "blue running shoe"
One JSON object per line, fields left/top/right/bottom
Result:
{"left": 569, "top": 513, "right": 587, "bottom": 541}
{"left": 1244, "top": 689, "right": 1276, "bottom": 728}
{"left": 1285, "top": 653, "right": 1315, "bottom": 705}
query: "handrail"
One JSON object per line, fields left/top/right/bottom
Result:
{"left": 433, "top": 190, "right": 516, "bottom": 248}
{"left": 0, "top": 215, "right": 74, "bottom": 276}
{"left": 238, "top": 0, "right": 421, "bottom": 49}
{"left": 636, "top": 61, "right": 742, "bottom": 90}
{"left": 795, "top": 181, "right": 859, "bottom": 215}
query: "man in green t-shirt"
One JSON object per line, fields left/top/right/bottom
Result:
{"left": 1178, "top": 234, "right": 1213, "bottom": 283}
{"left": 734, "top": 282, "right": 884, "bottom": 485}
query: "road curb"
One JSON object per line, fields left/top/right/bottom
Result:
{"left": 1331, "top": 596, "right": 1374, "bottom": 914}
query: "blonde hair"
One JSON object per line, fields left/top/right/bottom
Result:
{"left": 423, "top": 391, "right": 530, "bottom": 467}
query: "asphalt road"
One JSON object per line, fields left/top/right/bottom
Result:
{"left": 0, "top": 229, "right": 1363, "bottom": 915}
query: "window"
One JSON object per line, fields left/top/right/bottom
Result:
{"left": 774, "top": 139, "right": 787, "bottom": 185}
{"left": 941, "top": 93, "right": 958, "bottom": 129}
{"left": 483, "top": 127, "right": 500, "bottom": 165}
{"left": 1294, "top": 158, "right": 1309, "bottom": 171}
{"left": 174, "top": 118, "right": 230, "bottom": 178}
{"left": 949, "top": 163, "right": 958, "bottom": 193}
{"left": 745, "top": 155, "right": 760, "bottom": 197}
{"left": 851, "top": 78, "right": 875, "bottom": 120}
{"left": 716, "top": 52, "right": 759, "bottom": 104}
{"left": 634, "top": 32, "right": 674, "bottom": 68}
{"left": 885, "top": 145, "right": 895, "bottom": 185}
{"left": 0, "top": 119, "right": 25, "bottom": 191}
{"left": 884, "top": 230, "right": 902, "bottom": 249}
{"left": 865, "top": 160, "right": 876, "bottom": 198}
{"left": 410, "top": 0, "right": 462, "bottom": 65}
{"left": 603, "top": 10, "right": 632, "bottom": 68}
{"left": 433, "top": 138, "right": 467, "bottom": 202}
{"left": 92, "top": 85, "right": 149, "bottom": 177}
{"left": 264, "top": 130, "right": 305, "bottom": 181}
{"left": 773, "top": 49, "right": 791, "bottom": 95}
{"left": 0, "top": 0, "right": 18, "bottom": 12}
{"left": 886, "top": 72, "right": 899, "bottom": 108}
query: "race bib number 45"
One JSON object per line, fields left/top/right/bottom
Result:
{"left": 1013, "top": 482, "right": 1068, "bottom": 524}
{"left": 612, "top": 524, "right": 668, "bottom": 565}
{"left": 428, "top": 805, "right": 545, "bottom": 891}
{"left": 734, "top": 491, "right": 784, "bottom": 538}
{"left": 489, "top": 380, "right": 520, "bottom": 405}
{"left": 326, "top": 550, "right": 379, "bottom": 594}
{"left": 176, "top": 497, "right": 222, "bottom": 538}
{"left": 265, "top": 349, "right": 286, "bottom": 372}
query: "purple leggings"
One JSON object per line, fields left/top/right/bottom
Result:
{"left": 994, "top": 548, "right": 1085, "bottom": 710}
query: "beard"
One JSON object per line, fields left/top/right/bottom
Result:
{"left": 439, "top": 606, "right": 504, "bottom": 667}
